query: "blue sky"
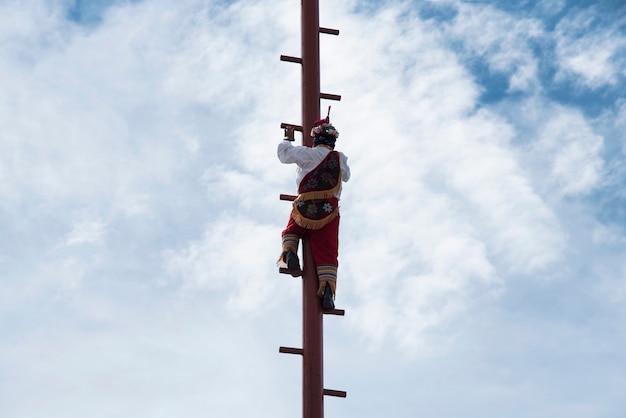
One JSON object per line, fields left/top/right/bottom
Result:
{"left": 1, "top": 0, "right": 626, "bottom": 417}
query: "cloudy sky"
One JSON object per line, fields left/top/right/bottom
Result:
{"left": 2, "top": 0, "right": 626, "bottom": 416}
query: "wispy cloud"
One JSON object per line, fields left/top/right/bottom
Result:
{"left": 445, "top": 4, "right": 544, "bottom": 93}
{"left": 554, "top": 7, "right": 626, "bottom": 89}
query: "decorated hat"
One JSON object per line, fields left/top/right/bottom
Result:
{"left": 310, "top": 117, "right": 339, "bottom": 138}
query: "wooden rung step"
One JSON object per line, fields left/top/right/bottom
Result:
{"left": 279, "top": 346, "right": 304, "bottom": 355}
{"left": 280, "top": 123, "right": 303, "bottom": 132}
{"left": 279, "top": 267, "right": 303, "bottom": 277}
{"left": 280, "top": 55, "right": 302, "bottom": 64}
{"left": 319, "top": 27, "right": 340, "bottom": 35}
{"left": 320, "top": 92, "right": 342, "bottom": 101}
{"left": 323, "top": 389, "right": 347, "bottom": 398}
{"left": 323, "top": 308, "right": 345, "bottom": 316}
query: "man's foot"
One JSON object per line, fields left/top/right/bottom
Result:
{"left": 285, "top": 249, "right": 301, "bottom": 271}
{"left": 321, "top": 282, "right": 335, "bottom": 310}
{"left": 277, "top": 249, "right": 302, "bottom": 277}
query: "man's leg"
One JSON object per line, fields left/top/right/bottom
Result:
{"left": 278, "top": 216, "right": 304, "bottom": 272}
{"left": 309, "top": 216, "right": 340, "bottom": 303}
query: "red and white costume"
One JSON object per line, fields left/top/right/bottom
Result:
{"left": 277, "top": 138, "right": 350, "bottom": 296}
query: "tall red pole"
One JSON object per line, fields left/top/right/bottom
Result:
{"left": 301, "top": 0, "right": 320, "bottom": 148}
{"left": 302, "top": 238, "right": 324, "bottom": 418}
{"left": 279, "top": 1, "right": 345, "bottom": 416}
{"left": 301, "top": 2, "right": 323, "bottom": 418}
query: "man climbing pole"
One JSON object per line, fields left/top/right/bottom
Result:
{"left": 277, "top": 116, "right": 350, "bottom": 310}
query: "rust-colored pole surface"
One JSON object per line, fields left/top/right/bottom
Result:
{"left": 302, "top": 237, "right": 323, "bottom": 418}
{"left": 301, "top": 1, "right": 323, "bottom": 418}
{"left": 301, "top": 0, "right": 320, "bottom": 148}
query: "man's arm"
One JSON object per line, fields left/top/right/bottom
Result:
{"left": 341, "top": 153, "right": 350, "bottom": 182}
{"left": 277, "top": 139, "right": 313, "bottom": 165}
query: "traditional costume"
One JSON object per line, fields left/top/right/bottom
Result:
{"left": 277, "top": 118, "right": 350, "bottom": 309}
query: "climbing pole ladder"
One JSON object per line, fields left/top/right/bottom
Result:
{"left": 278, "top": 1, "right": 345, "bottom": 418}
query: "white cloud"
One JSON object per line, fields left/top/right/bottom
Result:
{"left": 65, "top": 218, "right": 107, "bottom": 246}
{"left": 163, "top": 215, "right": 284, "bottom": 313}
{"left": 444, "top": 4, "right": 544, "bottom": 93}
{"left": 0, "top": 301, "right": 299, "bottom": 418}
{"left": 533, "top": 0, "right": 567, "bottom": 16}
{"left": 529, "top": 106, "right": 604, "bottom": 197}
{"left": 554, "top": 9, "right": 626, "bottom": 88}
{"left": 593, "top": 222, "right": 626, "bottom": 245}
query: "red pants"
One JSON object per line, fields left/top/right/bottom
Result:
{"left": 282, "top": 215, "right": 340, "bottom": 268}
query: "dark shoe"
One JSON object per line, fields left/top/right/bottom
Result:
{"left": 286, "top": 249, "right": 301, "bottom": 271}
{"left": 321, "top": 282, "right": 335, "bottom": 310}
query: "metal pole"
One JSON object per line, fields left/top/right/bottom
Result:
{"left": 301, "top": 0, "right": 320, "bottom": 148}
{"left": 302, "top": 237, "right": 323, "bottom": 418}
{"left": 301, "top": 1, "right": 323, "bottom": 418}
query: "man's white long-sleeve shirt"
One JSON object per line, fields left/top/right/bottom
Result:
{"left": 277, "top": 140, "right": 350, "bottom": 198}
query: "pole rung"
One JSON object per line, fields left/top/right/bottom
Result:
{"left": 278, "top": 267, "right": 302, "bottom": 277}
{"left": 319, "top": 27, "right": 340, "bottom": 36}
{"left": 279, "top": 346, "right": 304, "bottom": 355}
{"left": 323, "top": 308, "right": 345, "bottom": 316}
{"left": 280, "top": 55, "right": 303, "bottom": 64}
{"left": 280, "top": 123, "right": 303, "bottom": 132}
{"left": 324, "top": 389, "right": 347, "bottom": 398}
{"left": 320, "top": 92, "right": 342, "bottom": 101}
{"left": 280, "top": 194, "right": 297, "bottom": 201}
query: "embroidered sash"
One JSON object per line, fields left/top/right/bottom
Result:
{"left": 291, "top": 151, "right": 342, "bottom": 230}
